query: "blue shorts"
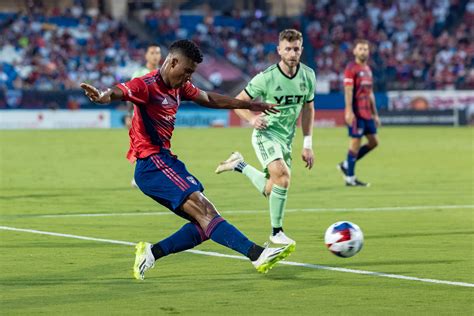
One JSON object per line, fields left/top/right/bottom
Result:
{"left": 348, "top": 118, "right": 377, "bottom": 138}
{"left": 134, "top": 150, "right": 204, "bottom": 213}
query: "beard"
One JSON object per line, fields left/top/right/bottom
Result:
{"left": 283, "top": 58, "right": 299, "bottom": 67}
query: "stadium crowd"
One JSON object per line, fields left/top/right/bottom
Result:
{"left": 0, "top": 4, "right": 145, "bottom": 90}
{"left": 145, "top": 0, "right": 473, "bottom": 91}
{"left": 1, "top": 0, "right": 473, "bottom": 91}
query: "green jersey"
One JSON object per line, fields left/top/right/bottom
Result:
{"left": 131, "top": 67, "right": 153, "bottom": 79}
{"left": 244, "top": 63, "right": 316, "bottom": 146}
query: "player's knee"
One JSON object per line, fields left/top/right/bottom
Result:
{"left": 272, "top": 171, "right": 290, "bottom": 188}
{"left": 369, "top": 138, "right": 378, "bottom": 149}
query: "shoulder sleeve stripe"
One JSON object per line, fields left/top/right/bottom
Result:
{"left": 244, "top": 88, "right": 254, "bottom": 99}
{"left": 344, "top": 78, "right": 354, "bottom": 83}
{"left": 306, "top": 98, "right": 314, "bottom": 103}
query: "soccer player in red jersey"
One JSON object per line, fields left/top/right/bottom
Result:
{"left": 80, "top": 40, "right": 294, "bottom": 280}
{"left": 337, "top": 39, "right": 380, "bottom": 187}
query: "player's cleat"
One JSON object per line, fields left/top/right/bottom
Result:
{"left": 337, "top": 162, "right": 348, "bottom": 177}
{"left": 133, "top": 242, "right": 155, "bottom": 280}
{"left": 345, "top": 178, "right": 370, "bottom": 187}
{"left": 252, "top": 242, "right": 295, "bottom": 274}
{"left": 215, "top": 152, "right": 244, "bottom": 174}
{"left": 269, "top": 231, "right": 296, "bottom": 245}
{"left": 131, "top": 178, "right": 138, "bottom": 188}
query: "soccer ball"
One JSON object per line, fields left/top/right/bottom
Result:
{"left": 324, "top": 221, "right": 364, "bottom": 258}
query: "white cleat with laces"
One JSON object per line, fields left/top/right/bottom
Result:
{"left": 269, "top": 231, "right": 296, "bottom": 245}
{"left": 215, "top": 152, "right": 244, "bottom": 174}
{"left": 252, "top": 242, "right": 295, "bottom": 274}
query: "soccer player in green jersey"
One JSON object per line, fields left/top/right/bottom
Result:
{"left": 215, "top": 29, "right": 316, "bottom": 246}
{"left": 128, "top": 44, "right": 161, "bottom": 188}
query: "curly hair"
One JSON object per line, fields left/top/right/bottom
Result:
{"left": 169, "top": 40, "right": 203, "bottom": 64}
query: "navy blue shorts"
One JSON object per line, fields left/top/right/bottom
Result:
{"left": 134, "top": 151, "right": 204, "bottom": 212}
{"left": 348, "top": 118, "right": 377, "bottom": 138}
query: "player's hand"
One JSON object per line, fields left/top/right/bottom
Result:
{"left": 374, "top": 114, "right": 381, "bottom": 127}
{"left": 250, "top": 114, "right": 268, "bottom": 130}
{"left": 345, "top": 111, "right": 355, "bottom": 126}
{"left": 80, "top": 83, "right": 111, "bottom": 104}
{"left": 302, "top": 148, "right": 314, "bottom": 169}
{"left": 248, "top": 102, "right": 279, "bottom": 115}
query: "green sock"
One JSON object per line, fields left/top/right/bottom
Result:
{"left": 269, "top": 184, "right": 288, "bottom": 228}
{"left": 241, "top": 164, "right": 267, "bottom": 195}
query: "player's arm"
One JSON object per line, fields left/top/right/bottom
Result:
{"left": 343, "top": 66, "right": 355, "bottom": 125}
{"left": 344, "top": 85, "right": 355, "bottom": 125}
{"left": 301, "top": 100, "right": 315, "bottom": 169}
{"left": 233, "top": 90, "right": 269, "bottom": 129}
{"left": 370, "top": 91, "right": 381, "bottom": 126}
{"left": 233, "top": 72, "right": 269, "bottom": 129}
{"left": 193, "top": 90, "right": 279, "bottom": 114}
{"left": 80, "top": 83, "right": 123, "bottom": 104}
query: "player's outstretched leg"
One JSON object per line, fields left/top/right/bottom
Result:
{"left": 182, "top": 192, "right": 295, "bottom": 274}
{"left": 215, "top": 152, "right": 267, "bottom": 195}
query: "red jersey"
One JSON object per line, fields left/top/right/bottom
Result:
{"left": 343, "top": 62, "right": 373, "bottom": 119}
{"left": 116, "top": 70, "right": 200, "bottom": 162}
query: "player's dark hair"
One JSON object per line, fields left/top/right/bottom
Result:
{"left": 169, "top": 40, "right": 203, "bottom": 64}
{"left": 279, "top": 29, "right": 303, "bottom": 43}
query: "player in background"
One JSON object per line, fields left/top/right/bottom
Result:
{"left": 80, "top": 40, "right": 294, "bottom": 280}
{"left": 128, "top": 44, "right": 162, "bottom": 188}
{"left": 337, "top": 39, "right": 380, "bottom": 187}
{"left": 215, "top": 29, "right": 316, "bottom": 247}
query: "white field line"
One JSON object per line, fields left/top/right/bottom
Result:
{"left": 1, "top": 225, "right": 473, "bottom": 288}
{"left": 30, "top": 204, "right": 474, "bottom": 218}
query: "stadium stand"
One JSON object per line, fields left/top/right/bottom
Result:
{"left": 0, "top": 0, "right": 472, "bottom": 93}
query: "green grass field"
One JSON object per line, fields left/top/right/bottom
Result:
{"left": 1, "top": 127, "right": 473, "bottom": 315}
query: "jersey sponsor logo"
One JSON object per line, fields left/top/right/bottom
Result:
{"left": 274, "top": 95, "right": 305, "bottom": 105}
{"left": 162, "top": 97, "right": 169, "bottom": 105}
{"left": 275, "top": 85, "right": 282, "bottom": 91}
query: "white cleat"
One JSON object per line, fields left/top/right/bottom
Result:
{"left": 269, "top": 231, "right": 296, "bottom": 245}
{"left": 252, "top": 242, "right": 295, "bottom": 274}
{"left": 133, "top": 242, "right": 155, "bottom": 280}
{"left": 131, "top": 178, "right": 139, "bottom": 188}
{"left": 215, "top": 152, "right": 244, "bottom": 174}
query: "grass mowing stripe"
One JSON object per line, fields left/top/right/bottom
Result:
{"left": 14, "top": 204, "right": 474, "bottom": 218}
{"left": 1, "top": 225, "right": 473, "bottom": 288}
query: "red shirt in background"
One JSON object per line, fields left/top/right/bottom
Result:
{"left": 343, "top": 61, "right": 374, "bottom": 119}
